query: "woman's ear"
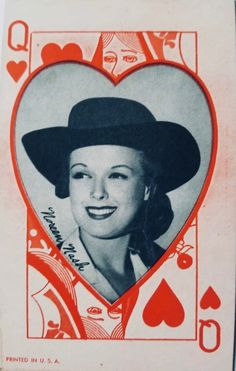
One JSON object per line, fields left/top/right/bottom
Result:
{"left": 144, "top": 183, "right": 157, "bottom": 201}
{"left": 144, "top": 185, "right": 151, "bottom": 201}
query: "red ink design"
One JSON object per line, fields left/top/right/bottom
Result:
{"left": 168, "top": 240, "right": 194, "bottom": 270}
{"left": 199, "top": 319, "right": 221, "bottom": 352}
{"left": 108, "top": 306, "right": 122, "bottom": 320}
{"left": 41, "top": 43, "right": 83, "bottom": 65}
{"left": 200, "top": 286, "right": 221, "bottom": 310}
{"left": 146, "top": 32, "right": 178, "bottom": 60}
{"left": 44, "top": 289, "right": 77, "bottom": 339}
{"left": 87, "top": 306, "right": 102, "bottom": 315}
{"left": 28, "top": 251, "right": 87, "bottom": 338}
{"left": 81, "top": 317, "right": 110, "bottom": 339}
{"left": 87, "top": 306, "right": 104, "bottom": 321}
{"left": 121, "top": 288, "right": 139, "bottom": 333}
{"left": 8, "top": 20, "right": 29, "bottom": 51}
{"left": 177, "top": 252, "right": 193, "bottom": 269}
{"left": 27, "top": 216, "right": 45, "bottom": 249}
{"left": 143, "top": 279, "right": 185, "bottom": 327}
{"left": 110, "top": 322, "right": 124, "bottom": 338}
{"left": 6, "top": 60, "right": 27, "bottom": 82}
{"left": 92, "top": 32, "right": 153, "bottom": 78}
{"left": 48, "top": 320, "right": 59, "bottom": 329}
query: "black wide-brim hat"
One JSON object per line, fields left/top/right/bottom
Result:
{"left": 22, "top": 97, "right": 200, "bottom": 198}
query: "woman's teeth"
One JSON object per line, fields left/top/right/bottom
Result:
{"left": 89, "top": 208, "right": 114, "bottom": 215}
{"left": 86, "top": 207, "right": 116, "bottom": 219}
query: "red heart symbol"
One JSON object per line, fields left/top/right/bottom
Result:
{"left": 200, "top": 286, "right": 221, "bottom": 310}
{"left": 7, "top": 60, "right": 27, "bottom": 82}
{"left": 142, "top": 279, "right": 185, "bottom": 327}
{"left": 41, "top": 43, "right": 83, "bottom": 65}
{"left": 11, "top": 62, "right": 217, "bottom": 308}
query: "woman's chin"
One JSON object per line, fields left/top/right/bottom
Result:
{"left": 80, "top": 225, "right": 128, "bottom": 240}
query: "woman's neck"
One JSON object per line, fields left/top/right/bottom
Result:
{"left": 79, "top": 228, "right": 131, "bottom": 274}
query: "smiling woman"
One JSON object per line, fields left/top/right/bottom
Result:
{"left": 69, "top": 146, "right": 149, "bottom": 239}
{"left": 22, "top": 97, "right": 200, "bottom": 303}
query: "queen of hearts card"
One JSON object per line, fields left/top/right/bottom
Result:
{"left": 0, "top": 1, "right": 235, "bottom": 370}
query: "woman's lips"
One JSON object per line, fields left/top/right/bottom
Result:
{"left": 85, "top": 206, "right": 117, "bottom": 220}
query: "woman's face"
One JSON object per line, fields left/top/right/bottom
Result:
{"left": 69, "top": 145, "right": 150, "bottom": 239}
{"left": 103, "top": 35, "right": 146, "bottom": 77}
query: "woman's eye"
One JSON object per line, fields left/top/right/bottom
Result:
{"left": 123, "top": 55, "right": 137, "bottom": 63}
{"left": 104, "top": 55, "right": 117, "bottom": 63}
{"left": 109, "top": 172, "right": 128, "bottom": 180}
{"left": 71, "top": 172, "right": 91, "bottom": 179}
{"left": 87, "top": 306, "right": 102, "bottom": 315}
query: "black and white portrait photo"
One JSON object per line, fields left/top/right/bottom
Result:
{"left": 15, "top": 63, "right": 212, "bottom": 302}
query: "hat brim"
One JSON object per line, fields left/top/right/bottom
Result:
{"left": 22, "top": 121, "right": 200, "bottom": 194}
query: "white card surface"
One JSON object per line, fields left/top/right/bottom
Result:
{"left": 0, "top": 1, "right": 235, "bottom": 370}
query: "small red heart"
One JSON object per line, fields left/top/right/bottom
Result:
{"left": 200, "top": 286, "right": 221, "bottom": 310}
{"left": 143, "top": 279, "right": 185, "bottom": 327}
{"left": 41, "top": 43, "right": 83, "bottom": 65}
{"left": 7, "top": 60, "right": 27, "bottom": 82}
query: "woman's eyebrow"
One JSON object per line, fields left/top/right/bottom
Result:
{"left": 70, "top": 163, "right": 88, "bottom": 170}
{"left": 111, "top": 165, "right": 133, "bottom": 171}
{"left": 121, "top": 49, "right": 137, "bottom": 53}
{"left": 104, "top": 50, "right": 116, "bottom": 55}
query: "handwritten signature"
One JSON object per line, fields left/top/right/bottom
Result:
{"left": 62, "top": 243, "right": 90, "bottom": 271}
{"left": 41, "top": 207, "right": 63, "bottom": 244}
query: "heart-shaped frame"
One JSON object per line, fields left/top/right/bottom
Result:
{"left": 11, "top": 60, "right": 217, "bottom": 309}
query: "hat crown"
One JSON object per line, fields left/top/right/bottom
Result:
{"left": 68, "top": 97, "right": 156, "bottom": 129}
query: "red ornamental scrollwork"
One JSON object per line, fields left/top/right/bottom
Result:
{"left": 146, "top": 32, "right": 178, "bottom": 60}
{"left": 28, "top": 251, "right": 87, "bottom": 338}
{"left": 168, "top": 240, "right": 194, "bottom": 270}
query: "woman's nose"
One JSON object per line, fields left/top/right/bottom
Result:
{"left": 111, "top": 57, "right": 123, "bottom": 76}
{"left": 90, "top": 178, "right": 108, "bottom": 200}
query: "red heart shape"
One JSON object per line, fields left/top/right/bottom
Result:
{"left": 142, "top": 279, "right": 185, "bottom": 327}
{"left": 7, "top": 60, "right": 27, "bottom": 82}
{"left": 41, "top": 43, "right": 83, "bottom": 65}
{"left": 11, "top": 62, "right": 217, "bottom": 308}
{"left": 200, "top": 286, "right": 221, "bottom": 310}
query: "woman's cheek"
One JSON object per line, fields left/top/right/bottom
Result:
{"left": 110, "top": 181, "right": 145, "bottom": 204}
{"left": 70, "top": 181, "right": 91, "bottom": 201}
{"left": 107, "top": 181, "right": 131, "bottom": 198}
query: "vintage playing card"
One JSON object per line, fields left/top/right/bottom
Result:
{"left": 0, "top": 0, "right": 235, "bottom": 370}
